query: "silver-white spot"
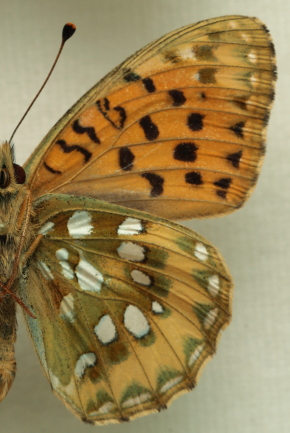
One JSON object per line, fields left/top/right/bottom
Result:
{"left": 96, "top": 402, "right": 116, "bottom": 414}
{"left": 60, "top": 262, "right": 74, "bottom": 280}
{"left": 67, "top": 211, "right": 93, "bottom": 238}
{"left": 38, "top": 221, "right": 54, "bottom": 235}
{"left": 37, "top": 261, "right": 54, "bottom": 280}
{"left": 241, "top": 32, "right": 251, "bottom": 42}
{"left": 122, "top": 392, "right": 151, "bottom": 408}
{"left": 207, "top": 275, "right": 220, "bottom": 297}
{"left": 194, "top": 72, "right": 200, "bottom": 81}
{"left": 117, "top": 242, "right": 145, "bottom": 262}
{"left": 152, "top": 301, "right": 164, "bottom": 314}
{"left": 180, "top": 46, "right": 196, "bottom": 60}
{"left": 60, "top": 293, "right": 75, "bottom": 323}
{"left": 131, "top": 269, "right": 151, "bottom": 286}
{"left": 229, "top": 20, "right": 238, "bottom": 29}
{"left": 94, "top": 315, "right": 117, "bottom": 345}
{"left": 250, "top": 73, "right": 258, "bottom": 85}
{"left": 56, "top": 249, "right": 74, "bottom": 280}
{"left": 188, "top": 344, "right": 205, "bottom": 367}
{"left": 204, "top": 308, "right": 219, "bottom": 329}
{"left": 56, "top": 248, "right": 69, "bottom": 261}
{"left": 117, "top": 217, "right": 143, "bottom": 236}
{"left": 48, "top": 369, "right": 60, "bottom": 390}
{"left": 75, "top": 353, "right": 97, "bottom": 378}
{"left": 76, "top": 258, "right": 103, "bottom": 293}
{"left": 124, "top": 305, "right": 150, "bottom": 338}
{"left": 194, "top": 243, "right": 208, "bottom": 262}
{"left": 49, "top": 370, "right": 76, "bottom": 396}
{"left": 248, "top": 51, "right": 257, "bottom": 63}
{"left": 160, "top": 376, "right": 183, "bottom": 393}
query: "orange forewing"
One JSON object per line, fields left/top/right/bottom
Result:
{"left": 25, "top": 16, "right": 276, "bottom": 219}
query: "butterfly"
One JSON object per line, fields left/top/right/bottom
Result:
{"left": 0, "top": 15, "right": 275, "bottom": 425}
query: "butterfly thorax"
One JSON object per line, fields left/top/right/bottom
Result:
{"left": 0, "top": 192, "right": 32, "bottom": 282}
{"left": 0, "top": 143, "right": 34, "bottom": 284}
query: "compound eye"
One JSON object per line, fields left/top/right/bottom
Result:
{"left": 13, "top": 164, "right": 26, "bottom": 184}
{"left": 0, "top": 168, "right": 10, "bottom": 188}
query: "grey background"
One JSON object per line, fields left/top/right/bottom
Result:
{"left": 0, "top": 0, "right": 288, "bottom": 432}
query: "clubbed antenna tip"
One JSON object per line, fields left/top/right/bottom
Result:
{"left": 62, "top": 23, "right": 76, "bottom": 43}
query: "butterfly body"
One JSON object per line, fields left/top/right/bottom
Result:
{"left": 0, "top": 142, "right": 35, "bottom": 400}
{"left": 0, "top": 16, "right": 275, "bottom": 424}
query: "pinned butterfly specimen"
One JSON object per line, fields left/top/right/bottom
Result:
{"left": 0, "top": 15, "right": 275, "bottom": 424}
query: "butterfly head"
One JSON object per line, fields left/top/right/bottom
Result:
{"left": 0, "top": 142, "right": 26, "bottom": 195}
{"left": 0, "top": 142, "right": 27, "bottom": 235}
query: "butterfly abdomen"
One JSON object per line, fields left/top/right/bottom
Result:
{"left": 0, "top": 295, "right": 17, "bottom": 401}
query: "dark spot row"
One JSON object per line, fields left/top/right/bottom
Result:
{"left": 119, "top": 140, "right": 242, "bottom": 171}
{"left": 141, "top": 169, "right": 233, "bottom": 199}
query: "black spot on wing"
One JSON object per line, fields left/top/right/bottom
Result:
{"left": 227, "top": 150, "right": 242, "bottom": 168}
{"left": 72, "top": 119, "right": 100, "bottom": 144}
{"left": 174, "top": 142, "right": 198, "bottom": 162}
{"left": 187, "top": 113, "right": 204, "bottom": 132}
{"left": 56, "top": 140, "right": 92, "bottom": 163}
{"left": 214, "top": 177, "right": 232, "bottom": 199}
{"left": 214, "top": 178, "right": 232, "bottom": 189}
{"left": 141, "top": 173, "right": 164, "bottom": 197}
{"left": 119, "top": 147, "right": 135, "bottom": 171}
{"left": 185, "top": 171, "right": 203, "bottom": 185}
{"left": 169, "top": 90, "right": 186, "bottom": 107}
{"left": 123, "top": 69, "right": 141, "bottom": 82}
{"left": 142, "top": 77, "right": 156, "bottom": 93}
{"left": 233, "top": 96, "right": 248, "bottom": 111}
{"left": 139, "top": 116, "right": 159, "bottom": 141}
{"left": 229, "top": 121, "right": 245, "bottom": 138}
{"left": 216, "top": 190, "right": 227, "bottom": 199}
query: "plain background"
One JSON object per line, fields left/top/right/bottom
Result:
{"left": 0, "top": 0, "right": 288, "bottom": 432}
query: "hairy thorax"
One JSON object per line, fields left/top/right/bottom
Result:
{"left": 0, "top": 188, "right": 35, "bottom": 284}
{"left": 0, "top": 143, "right": 35, "bottom": 287}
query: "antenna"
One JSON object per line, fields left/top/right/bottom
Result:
{"left": 9, "top": 22, "right": 76, "bottom": 144}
